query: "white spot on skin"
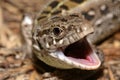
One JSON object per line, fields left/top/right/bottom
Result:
{"left": 100, "top": 5, "right": 106, "bottom": 11}
{"left": 33, "top": 44, "right": 41, "bottom": 51}
{"left": 46, "top": 42, "right": 50, "bottom": 48}
{"left": 95, "top": 19, "right": 102, "bottom": 26}
{"left": 76, "top": 28, "right": 80, "bottom": 32}
{"left": 59, "top": 39, "right": 63, "bottom": 44}
{"left": 88, "top": 10, "right": 95, "bottom": 16}
{"left": 95, "top": 13, "right": 113, "bottom": 26}
{"left": 53, "top": 39, "right": 57, "bottom": 45}
{"left": 22, "top": 15, "right": 33, "bottom": 26}
{"left": 106, "top": 13, "right": 113, "bottom": 18}
{"left": 82, "top": 26, "right": 87, "bottom": 31}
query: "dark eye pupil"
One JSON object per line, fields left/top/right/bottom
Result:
{"left": 53, "top": 27, "right": 61, "bottom": 35}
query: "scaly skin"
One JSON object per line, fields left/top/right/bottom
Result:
{"left": 21, "top": 0, "right": 120, "bottom": 79}
{"left": 32, "top": 0, "right": 120, "bottom": 69}
{"left": 36, "top": 0, "right": 120, "bottom": 44}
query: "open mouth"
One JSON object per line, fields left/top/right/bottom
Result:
{"left": 50, "top": 37, "right": 101, "bottom": 70}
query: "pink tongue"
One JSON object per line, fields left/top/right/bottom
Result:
{"left": 86, "top": 56, "right": 93, "bottom": 62}
{"left": 68, "top": 55, "right": 97, "bottom": 66}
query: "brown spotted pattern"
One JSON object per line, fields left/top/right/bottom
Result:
{"left": 37, "top": 0, "right": 86, "bottom": 20}
{"left": 32, "top": 0, "right": 120, "bottom": 69}
{"left": 33, "top": 14, "right": 93, "bottom": 51}
{"left": 36, "top": 0, "right": 120, "bottom": 44}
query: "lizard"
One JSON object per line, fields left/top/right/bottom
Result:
{"left": 21, "top": 0, "right": 120, "bottom": 79}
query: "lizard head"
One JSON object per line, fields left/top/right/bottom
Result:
{"left": 32, "top": 14, "right": 101, "bottom": 70}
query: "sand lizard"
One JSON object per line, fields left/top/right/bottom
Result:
{"left": 21, "top": 0, "right": 120, "bottom": 79}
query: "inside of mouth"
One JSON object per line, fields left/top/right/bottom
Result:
{"left": 64, "top": 37, "right": 92, "bottom": 60}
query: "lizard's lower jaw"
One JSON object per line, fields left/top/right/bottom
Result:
{"left": 50, "top": 38, "right": 101, "bottom": 70}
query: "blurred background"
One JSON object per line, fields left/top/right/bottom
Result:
{"left": 0, "top": 0, "right": 120, "bottom": 80}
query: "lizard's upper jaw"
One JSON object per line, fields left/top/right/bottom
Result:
{"left": 50, "top": 37, "right": 101, "bottom": 70}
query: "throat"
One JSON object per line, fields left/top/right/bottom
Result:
{"left": 64, "top": 37, "right": 92, "bottom": 59}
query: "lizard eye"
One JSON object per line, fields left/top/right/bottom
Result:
{"left": 53, "top": 27, "right": 63, "bottom": 36}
